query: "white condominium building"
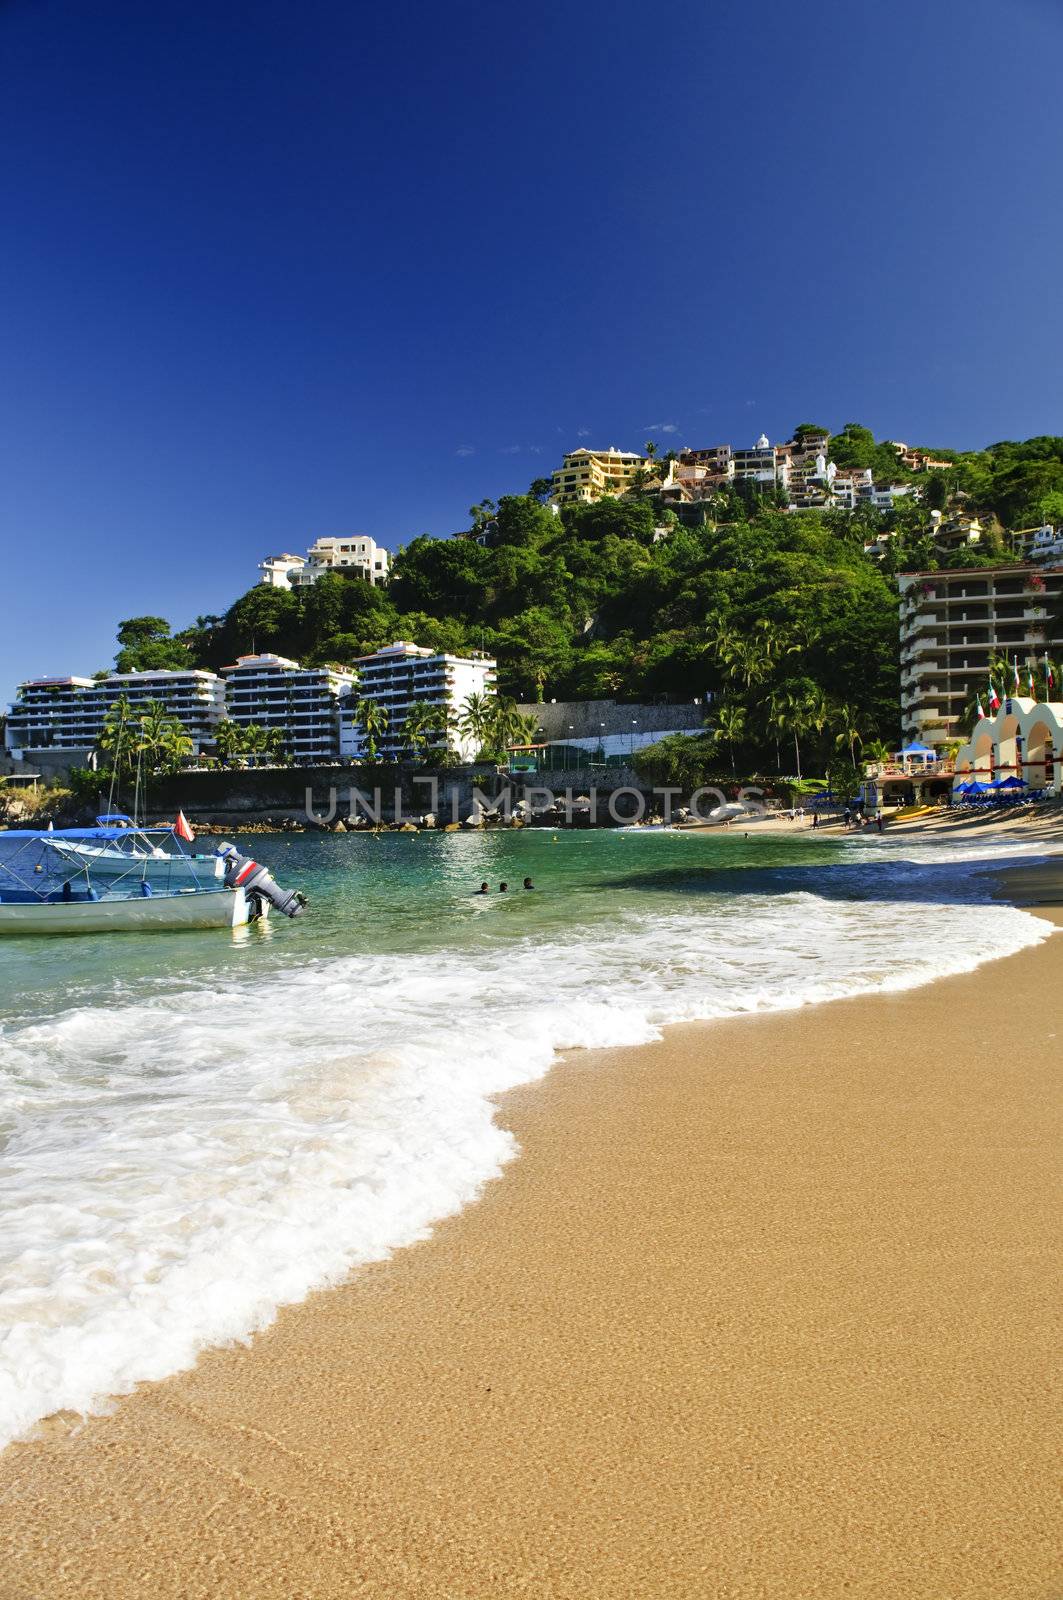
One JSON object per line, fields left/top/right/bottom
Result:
{"left": 340, "top": 641, "right": 497, "bottom": 762}
{"left": 5, "top": 676, "right": 103, "bottom": 757}
{"left": 220, "top": 654, "right": 356, "bottom": 762}
{"left": 731, "top": 434, "right": 790, "bottom": 490}
{"left": 258, "top": 535, "right": 390, "bottom": 589}
{"left": 897, "top": 563, "right": 1063, "bottom": 750}
{"left": 5, "top": 669, "right": 225, "bottom": 759}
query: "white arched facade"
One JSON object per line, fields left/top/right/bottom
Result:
{"left": 952, "top": 697, "right": 1063, "bottom": 793}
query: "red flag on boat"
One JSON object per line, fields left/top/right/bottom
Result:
{"left": 174, "top": 810, "right": 195, "bottom": 842}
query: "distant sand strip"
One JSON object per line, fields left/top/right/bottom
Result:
{"left": 1, "top": 875, "right": 1060, "bottom": 1599}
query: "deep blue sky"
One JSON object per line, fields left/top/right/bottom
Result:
{"left": 2, "top": 0, "right": 1061, "bottom": 699}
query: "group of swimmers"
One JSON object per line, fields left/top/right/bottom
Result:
{"left": 475, "top": 878, "right": 534, "bottom": 893}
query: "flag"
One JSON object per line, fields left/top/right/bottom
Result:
{"left": 174, "top": 810, "right": 195, "bottom": 842}
{"left": 1029, "top": 667, "right": 1036, "bottom": 695}
{"left": 1048, "top": 655, "right": 1056, "bottom": 692}
{"left": 1013, "top": 658, "right": 1020, "bottom": 691}
{"left": 988, "top": 681, "right": 1000, "bottom": 712}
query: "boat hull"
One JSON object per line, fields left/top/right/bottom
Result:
{"left": 49, "top": 845, "right": 223, "bottom": 883}
{"left": 0, "top": 887, "right": 254, "bottom": 935}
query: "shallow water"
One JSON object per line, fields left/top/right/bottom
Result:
{"left": 0, "top": 827, "right": 1055, "bottom": 1447}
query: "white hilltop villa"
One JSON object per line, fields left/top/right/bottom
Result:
{"left": 952, "top": 696, "right": 1063, "bottom": 795}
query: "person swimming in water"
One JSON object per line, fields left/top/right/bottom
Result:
{"left": 499, "top": 882, "right": 508, "bottom": 892}
{"left": 475, "top": 882, "right": 489, "bottom": 894}
{"left": 523, "top": 877, "right": 534, "bottom": 890}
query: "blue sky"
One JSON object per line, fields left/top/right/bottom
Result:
{"left": 2, "top": 0, "right": 1061, "bottom": 698}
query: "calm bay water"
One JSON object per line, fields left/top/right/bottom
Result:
{"left": 0, "top": 827, "right": 1054, "bottom": 1447}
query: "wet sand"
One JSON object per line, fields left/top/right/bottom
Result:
{"left": 1, "top": 886, "right": 1061, "bottom": 1598}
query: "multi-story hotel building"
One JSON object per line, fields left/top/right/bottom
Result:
{"left": 731, "top": 434, "right": 790, "bottom": 491}
{"left": 5, "top": 669, "right": 225, "bottom": 761}
{"left": 220, "top": 654, "right": 355, "bottom": 762}
{"left": 550, "top": 447, "right": 650, "bottom": 504}
{"left": 897, "top": 563, "right": 1063, "bottom": 750}
{"left": 340, "top": 641, "right": 496, "bottom": 762}
{"left": 258, "top": 535, "right": 390, "bottom": 589}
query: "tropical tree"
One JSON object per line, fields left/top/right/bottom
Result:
{"left": 770, "top": 679, "right": 822, "bottom": 781}
{"left": 401, "top": 700, "right": 448, "bottom": 760}
{"left": 831, "top": 702, "right": 864, "bottom": 767}
{"left": 711, "top": 702, "right": 747, "bottom": 777}
{"left": 456, "top": 692, "right": 496, "bottom": 757}
{"left": 135, "top": 700, "right": 193, "bottom": 774}
{"left": 96, "top": 695, "right": 137, "bottom": 779}
{"left": 213, "top": 719, "right": 246, "bottom": 763}
{"left": 351, "top": 698, "right": 390, "bottom": 760}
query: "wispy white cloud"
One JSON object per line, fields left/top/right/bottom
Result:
{"left": 576, "top": 427, "right": 591, "bottom": 437}
{"left": 499, "top": 444, "right": 523, "bottom": 455}
{"left": 455, "top": 445, "right": 476, "bottom": 456}
{"left": 744, "top": 400, "right": 756, "bottom": 408}
{"left": 644, "top": 421, "right": 678, "bottom": 434}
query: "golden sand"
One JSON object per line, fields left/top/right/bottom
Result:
{"left": 1, "top": 899, "right": 1060, "bottom": 1598}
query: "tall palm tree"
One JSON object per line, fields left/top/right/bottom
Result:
{"left": 352, "top": 698, "right": 389, "bottom": 760}
{"left": 213, "top": 719, "right": 244, "bottom": 763}
{"left": 402, "top": 700, "right": 447, "bottom": 760}
{"left": 456, "top": 692, "right": 495, "bottom": 757}
{"left": 157, "top": 720, "right": 194, "bottom": 774}
{"left": 97, "top": 695, "right": 136, "bottom": 778}
{"left": 135, "top": 700, "right": 192, "bottom": 774}
{"left": 487, "top": 696, "right": 525, "bottom": 754}
{"left": 711, "top": 703, "right": 747, "bottom": 777}
{"left": 771, "top": 681, "right": 820, "bottom": 780}
{"left": 832, "top": 702, "right": 863, "bottom": 767}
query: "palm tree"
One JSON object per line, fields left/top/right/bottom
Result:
{"left": 402, "top": 700, "right": 447, "bottom": 760}
{"left": 711, "top": 703, "right": 747, "bottom": 777}
{"left": 157, "top": 720, "right": 194, "bottom": 774}
{"left": 863, "top": 738, "right": 892, "bottom": 766}
{"left": 213, "top": 719, "right": 245, "bottom": 764}
{"left": 456, "top": 692, "right": 495, "bottom": 758}
{"left": 512, "top": 711, "right": 541, "bottom": 747}
{"left": 488, "top": 697, "right": 526, "bottom": 754}
{"left": 352, "top": 698, "right": 389, "bottom": 760}
{"left": 97, "top": 695, "right": 136, "bottom": 778}
{"left": 832, "top": 703, "right": 863, "bottom": 767}
{"left": 771, "top": 681, "right": 820, "bottom": 781}
{"left": 134, "top": 700, "right": 193, "bottom": 774}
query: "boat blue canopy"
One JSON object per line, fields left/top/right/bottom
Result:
{"left": 0, "top": 823, "right": 182, "bottom": 842}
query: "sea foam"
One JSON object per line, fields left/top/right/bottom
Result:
{"left": 0, "top": 846, "right": 1055, "bottom": 1448}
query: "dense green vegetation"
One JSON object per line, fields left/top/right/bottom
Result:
{"left": 103, "top": 426, "right": 1063, "bottom": 775}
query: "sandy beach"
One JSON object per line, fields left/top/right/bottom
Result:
{"left": 1, "top": 864, "right": 1061, "bottom": 1599}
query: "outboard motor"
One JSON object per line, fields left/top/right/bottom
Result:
{"left": 216, "top": 844, "right": 307, "bottom": 919}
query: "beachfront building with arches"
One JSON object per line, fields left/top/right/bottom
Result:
{"left": 951, "top": 697, "right": 1063, "bottom": 796}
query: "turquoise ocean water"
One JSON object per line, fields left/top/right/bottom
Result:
{"left": 0, "top": 827, "right": 1054, "bottom": 1446}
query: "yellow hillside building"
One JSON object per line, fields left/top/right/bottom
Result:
{"left": 550, "top": 447, "right": 650, "bottom": 504}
